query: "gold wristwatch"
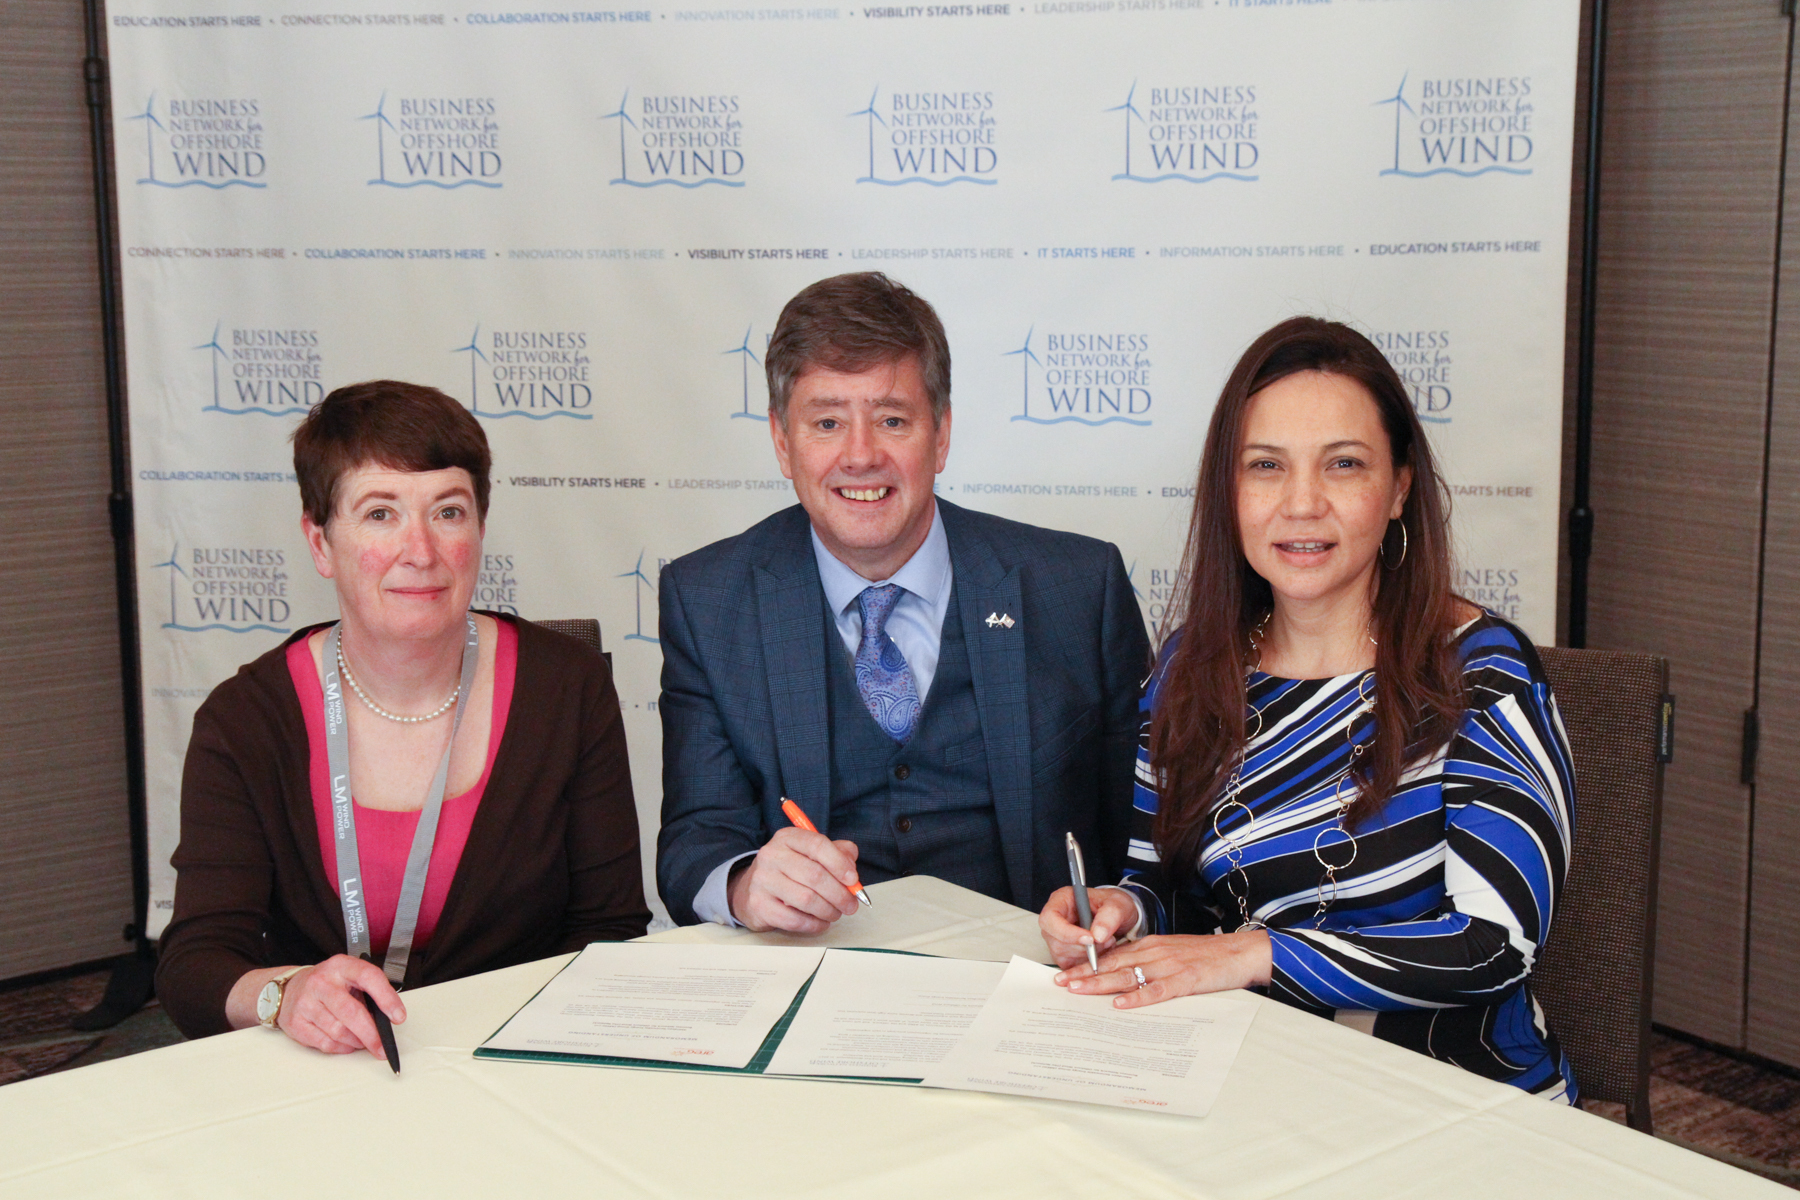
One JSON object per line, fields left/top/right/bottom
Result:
{"left": 256, "top": 967, "right": 306, "bottom": 1029}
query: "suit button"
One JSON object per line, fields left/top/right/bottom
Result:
{"left": 894, "top": 764, "right": 911, "bottom": 781}
{"left": 896, "top": 816, "right": 913, "bottom": 834}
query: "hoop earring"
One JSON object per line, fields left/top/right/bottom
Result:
{"left": 1381, "top": 519, "right": 1408, "bottom": 570}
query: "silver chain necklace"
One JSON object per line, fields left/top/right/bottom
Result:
{"left": 336, "top": 639, "right": 461, "bottom": 724}
{"left": 1212, "top": 616, "right": 1378, "bottom": 932}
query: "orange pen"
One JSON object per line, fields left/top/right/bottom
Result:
{"left": 780, "top": 797, "right": 874, "bottom": 907}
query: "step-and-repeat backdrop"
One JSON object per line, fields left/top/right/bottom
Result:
{"left": 106, "top": 0, "right": 1578, "bottom": 930}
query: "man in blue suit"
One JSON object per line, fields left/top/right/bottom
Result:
{"left": 657, "top": 273, "right": 1149, "bottom": 932}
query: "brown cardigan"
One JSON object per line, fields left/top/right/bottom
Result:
{"left": 156, "top": 614, "right": 651, "bottom": 1038}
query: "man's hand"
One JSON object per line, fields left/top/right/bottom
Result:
{"left": 727, "top": 827, "right": 864, "bottom": 934}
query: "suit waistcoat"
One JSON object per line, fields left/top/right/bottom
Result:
{"left": 824, "top": 586, "right": 1010, "bottom": 901}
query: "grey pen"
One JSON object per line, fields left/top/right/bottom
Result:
{"left": 1065, "top": 832, "right": 1100, "bottom": 974}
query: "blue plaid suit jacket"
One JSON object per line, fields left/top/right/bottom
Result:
{"left": 655, "top": 499, "right": 1149, "bottom": 924}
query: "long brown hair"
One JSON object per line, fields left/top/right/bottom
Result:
{"left": 1151, "top": 317, "right": 1465, "bottom": 879}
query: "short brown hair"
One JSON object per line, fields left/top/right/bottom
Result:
{"left": 292, "top": 380, "right": 491, "bottom": 528}
{"left": 765, "top": 272, "right": 951, "bottom": 425}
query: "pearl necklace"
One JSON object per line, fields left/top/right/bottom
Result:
{"left": 336, "top": 641, "right": 460, "bottom": 724}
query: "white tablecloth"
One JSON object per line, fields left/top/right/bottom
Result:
{"left": 0, "top": 876, "right": 1782, "bottom": 1198}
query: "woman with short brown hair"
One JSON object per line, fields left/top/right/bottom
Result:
{"left": 157, "top": 380, "right": 648, "bottom": 1055}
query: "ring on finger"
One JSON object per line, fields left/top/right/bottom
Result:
{"left": 1133, "top": 966, "right": 1147, "bottom": 989}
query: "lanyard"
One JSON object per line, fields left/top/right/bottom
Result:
{"left": 320, "top": 615, "right": 480, "bottom": 987}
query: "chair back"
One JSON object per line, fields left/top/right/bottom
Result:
{"left": 535, "top": 619, "right": 604, "bottom": 656}
{"left": 1531, "top": 645, "right": 1667, "bottom": 1132}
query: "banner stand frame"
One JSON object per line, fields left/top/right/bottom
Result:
{"left": 72, "top": 0, "right": 157, "bottom": 1030}
{"left": 73, "top": 3, "right": 1596, "bottom": 1010}
{"left": 1568, "top": 0, "right": 1608, "bottom": 648}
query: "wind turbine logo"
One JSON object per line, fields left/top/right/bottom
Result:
{"left": 1107, "top": 83, "right": 1145, "bottom": 181}
{"left": 131, "top": 91, "right": 264, "bottom": 189}
{"left": 1110, "top": 80, "right": 1257, "bottom": 185}
{"left": 724, "top": 327, "right": 767, "bottom": 421}
{"left": 130, "top": 94, "right": 166, "bottom": 185}
{"left": 1376, "top": 75, "right": 1414, "bottom": 176}
{"left": 451, "top": 323, "right": 592, "bottom": 421}
{"left": 363, "top": 92, "right": 397, "bottom": 185}
{"left": 452, "top": 325, "right": 495, "bottom": 417}
{"left": 197, "top": 322, "right": 228, "bottom": 411}
{"left": 603, "top": 90, "right": 638, "bottom": 185}
{"left": 1376, "top": 73, "right": 1532, "bottom": 179}
{"left": 152, "top": 543, "right": 187, "bottom": 629}
{"left": 196, "top": 321, "right": 303, "bottom": 415}
{"left": 618, "top": 551, "right": 660, "bottom": 643}
{"left": 1001, "top": 324, "right": 1152, "bottom": 427}
{"left": 363, "top": 92, "right": 498, "bottom": 188}
{"left": 850, "top": 84, "right": 996, "bottom": 187}
{"left": 849, "top": 87, "right": 886, "bottom": 184}
{"left": 152, "top": 541, "right": 290, "bottom": 633}
{"left": 1004, "top": 327, "right": 1041, "bottom": 422}
{"left": 604, "top": 88, "right": 743, "bottom": 189}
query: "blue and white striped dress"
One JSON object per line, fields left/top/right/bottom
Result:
{"left": 1122, "top": 612, "right": 1578, "bottom": 1100}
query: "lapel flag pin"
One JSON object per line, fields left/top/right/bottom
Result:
{"left": 985, "top": 612, "right": 1016, "bottom": 629}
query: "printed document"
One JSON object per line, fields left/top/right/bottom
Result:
{"left": 923, "top": 956, "right": 1258, "bottom": 1117}
{"left": 765, "top": 950, "right": 1007, "bottom": 1079}
{"left": 480, "top": 943, "right": 824, "bottom": 1069}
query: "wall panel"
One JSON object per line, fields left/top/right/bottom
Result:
{"left": 1588, "top": 1, "right": 1789, "bottom": 1043}
{"left": 0, "top": 1, "right": 135, "bottom": 980}
{"left": 1748, "top": 18, "right": 1800, "bottom": 1068}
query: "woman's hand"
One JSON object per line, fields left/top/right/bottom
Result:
{"left": 1052, "top": 930, "right": 1274, "bottom": 1010}
{"left": 1039, "top": 885, "right": 1140, "bottom": 970}
{"left": 276, "top": 955, "right": 406, "bottom": 1059}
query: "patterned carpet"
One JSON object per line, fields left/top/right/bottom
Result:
{"left": 1, "top": 967, "right": 1797, "bottom": 1187}
{"left": 0, "top": 969, "right": 181, "bottom": 1086}
{"left": 1585, "top": 1032, "right": 1800, "bottom": 1188}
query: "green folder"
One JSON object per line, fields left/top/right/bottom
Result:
{"left": 474, "top": 946, "right": 933, "bottom": 1084}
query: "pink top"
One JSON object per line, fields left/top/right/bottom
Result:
{"left": 287, "top": 620, "right": 517, "bottom": 960}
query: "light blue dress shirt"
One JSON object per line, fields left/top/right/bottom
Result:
{"left": 691, "top": 506, "right": 955, "bottom": 926}
{"left": 809, "top": 507, "right": 953, "bottom": 702}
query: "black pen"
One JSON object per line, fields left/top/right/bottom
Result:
{"left": 1065, "top": 832, "right": 1100, "bottom": 975}
{"left": 359, "top": 954, "right": 402, "bottom": 1074}
{"left": 360, "top": 991, "right": 401, "bottom": 1073}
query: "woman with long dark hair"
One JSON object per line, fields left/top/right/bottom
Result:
{"left": 1039, "top": 317, "right": 1578, "bottom": 1098}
